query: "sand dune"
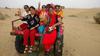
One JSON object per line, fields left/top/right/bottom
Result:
{"left": 0, "top": 8, "right": 100, "bottom": 56}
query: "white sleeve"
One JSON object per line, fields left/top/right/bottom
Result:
{"left": 21, "top": 12, "right": 27, "bottom": 17}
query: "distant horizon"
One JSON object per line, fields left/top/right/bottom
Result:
{"left": 1, "top": 7, "right": 100, "bottom": 9}
{"left": 0, "top": 0, "right": 100, "bottom": 8}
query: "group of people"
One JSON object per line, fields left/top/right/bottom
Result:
{"left": 14, "top": 3, "right": 63, "bottom": 55}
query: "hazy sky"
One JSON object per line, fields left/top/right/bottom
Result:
{"left": 0, "top": 0, "right": 100, "bottom": 8}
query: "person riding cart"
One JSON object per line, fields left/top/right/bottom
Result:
{"left": 10, "top": 3, "right": 64, "bottom": 56}
{"left": 20, "top": 6, "right": 40, "bottom": 53}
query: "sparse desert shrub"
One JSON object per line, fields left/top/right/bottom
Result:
{"left": 5, "top": 7, "right": 10, "bottom": 9}
{"left": 94, "top": 12, "right": 100, "bottom": 24}
{"left": 0, "top": 12, "right": 10, "bottom": 20}
{"left": 68, "top": 15, "right": 78, "bottom": 17}
{"left": 5, "top": 14, "right": 10, "bottom": 17}
{"left": 85, "top": 16, "right": 89, "bottom": 18}
{"left": 0, "top": 12, "right": 6, "bottom": 20}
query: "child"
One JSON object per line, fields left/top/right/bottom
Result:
{"left": 38, "top": 5, "right": 48, "bottom": 34}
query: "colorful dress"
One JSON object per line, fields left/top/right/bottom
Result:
{"left": 42, "top": 12, "right": 57, "bottom": 51}
{"left": 38, "top": 10, "right": 48, "bottom": 34}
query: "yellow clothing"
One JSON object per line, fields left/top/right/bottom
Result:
{"left": 54, "top": 10, "right": 63, "bottom": 18}
{"left": 39, "top": 10, "right": 48, "bottom": 24}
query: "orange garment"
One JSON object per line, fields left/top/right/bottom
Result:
{"left": 54, "top": 10, "right": 63, "bottom": 18}
{"left": 39, "top": 10, "right": 48, "bottom": 25}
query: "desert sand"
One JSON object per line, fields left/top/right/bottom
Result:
{"left": 0, "top": 8, "right": 100, "bottom": 56}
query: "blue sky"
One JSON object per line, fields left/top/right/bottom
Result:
{"left": 0, "top": 0, "right": 100, "bottom": 8}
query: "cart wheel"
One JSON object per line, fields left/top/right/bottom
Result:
{"left": 15, "top": 35, "right": 25, "bottom": 53}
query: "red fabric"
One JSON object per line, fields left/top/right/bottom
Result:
{"left": 23, "top": 29, "right": 29, "bottom": 46}
{"left": 13, "top": 23, "right": 28, "bottom": 35}
{"left": 36, "top": 10, "right": 40, "bottom": 15}
{"left": 15, "top": 30, "right": 23, "bottom": 35}
{"left": 19, "top": 23, "right": 28, "bottom": 30}
{"left": 30, "top": 29, "right": 37, "bottom": 45}
{"left": 42, "top": 12, "right": 57, "bottom": 51}
{"left": 39, "top": 21, "right": 45, "bottom": 25}
{"left": 23, "top": 28, "right": 37, "bottom": 46}
{"left": 42, "top": 29, "right": 57, "bottom": 44}
{"left": 48, "top": 13, "right": 56, "bottom": 27}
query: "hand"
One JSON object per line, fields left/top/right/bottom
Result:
{"left": 20, "top": 16, "right": 23, "bottom": 20}
{"left": 30, "top": 27, "right": 35, "bottom": 30}
{"left": 13, "top": 26, "right": 18, "bottom": 30}
{"left": 51, "top": 25, "right": 55, "bottom": 29}
{"left": 49, "top": 27, "right": 53, "bottom": 31}
{"left": 38, "top": 2, "right": 41, "bottom": 5}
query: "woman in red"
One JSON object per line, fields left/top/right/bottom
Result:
{"left": 42, "top": 6, "right": 57, "bottom": 55}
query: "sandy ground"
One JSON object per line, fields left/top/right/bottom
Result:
{"left": 0, "top": 8, "right": 100, "bottom": 56}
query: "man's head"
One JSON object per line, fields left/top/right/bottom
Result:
{"left": 30, "top": 6, "right": 36, "bottom": 15}
{"left": 42, "top": 5, "right": 46, "bottom": 11}
{"left": 55, "top": 5, "right": 60, "bottom": 12}
{"left": 24, "top": 5, "right": 30, "bottom": 12}
{"left": 48, "top": 7, "right": 54, "bottom": 14}
{"left": 46, "top": 4, "right": 52, "bottom": 10}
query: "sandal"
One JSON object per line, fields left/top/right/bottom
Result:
{"left": 28, "top": 46, "right": 33, "bottom": 53}
{"left": 24, "top": 45, "right": 28, "bottom": 53}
